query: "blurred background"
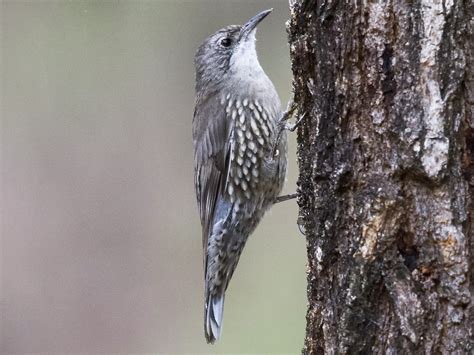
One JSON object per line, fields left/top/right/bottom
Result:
{"left": 1, "top": 0, "right": 306, "bottom": 353}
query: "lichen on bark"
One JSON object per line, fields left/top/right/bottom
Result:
{"left": 287, "top": 0, "right": 473, "bottom": 353}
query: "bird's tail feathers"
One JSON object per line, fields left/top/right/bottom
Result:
{"left": 204, "top": 293, "right": 225, "bottom": 344}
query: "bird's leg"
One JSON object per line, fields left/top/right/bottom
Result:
{"left": 280, "top": 97, "right": 298, "bottom": 126}
{"left": 272, "top": 98, "right": 304, "bottom": 204}
{"left": 274, "top": 193, "right": 297, "bottom": 204}
{"left": 272, "top": 99, "right": 296, "bottom": 158}
{"left": 272, "top": 98, "right": 304, "bottom": 159}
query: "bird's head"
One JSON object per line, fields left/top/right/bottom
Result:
{"left": 194, "top": 9, "right": 273, "bottom": 94}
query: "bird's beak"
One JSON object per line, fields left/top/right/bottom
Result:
{"left": 239, "top": 8, "right": 272, "bottom": 41}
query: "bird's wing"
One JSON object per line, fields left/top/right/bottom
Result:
{"left": 193, "top": 93, "right": 232, "bottom": 266}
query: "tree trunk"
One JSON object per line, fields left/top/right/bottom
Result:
{"left": 287, "top": 0, "right": 473, "bottom": 353}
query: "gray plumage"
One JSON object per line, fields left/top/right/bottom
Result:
{"left": 192, "top": 9, "right": 287, "bottom": 344}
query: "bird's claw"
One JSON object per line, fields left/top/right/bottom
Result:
{"left": 279, "top": 98, "right": 298, "bottom": 126}
{"left": 285, "top": 112, "right": 306, "bottom": 132}
{"left": 272, "top": 98, "right": 305, "bottom": 159}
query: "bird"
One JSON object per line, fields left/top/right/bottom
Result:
{"left": 192, "top": 8, "right": 287, "bottom": 343}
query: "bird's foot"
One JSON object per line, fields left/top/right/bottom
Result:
{"left": 274, "top": 193, "right": 297, "bottom": 204}
{"left": 279, "top": 97, "right": 298, "bottom": 126}
{"left": 272, "top": 97, "right": 305, "bottom": 159}
{"left": 285, "top": 112, "right": 306, "bottom": 132}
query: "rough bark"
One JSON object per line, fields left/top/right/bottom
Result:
{"left": 287, "top": 0, "right": 473, "bottom": 353}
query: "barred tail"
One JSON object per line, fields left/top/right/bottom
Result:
{"left": 204, "top": 293, "right": 225, "bottom": 344}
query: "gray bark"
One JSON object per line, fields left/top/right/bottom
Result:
{"left": 287, "top": 0, "right": 473, "bottom": 353}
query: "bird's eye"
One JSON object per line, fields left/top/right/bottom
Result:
{"left": 220, "top": 38, "right": 232, "bottom": 47}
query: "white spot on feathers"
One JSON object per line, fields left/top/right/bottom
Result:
{"left": 250, "top": 116, "right": 260, "bottom": 136}
{"left": 248, "top": 141, "right": 256, "bottom": 152}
